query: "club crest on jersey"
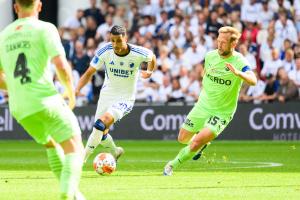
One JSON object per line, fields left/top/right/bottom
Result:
{"left": 120, "top": 62, "right": 124, "bottom": 66}
{"left": 92, "top": 57, "right": 99, "bottom": 64}
{"left": 129, "top": 62, "right": 134, "bottom": 68}
{"left": 109, "top": 61, "right": 114, "bottom": 65}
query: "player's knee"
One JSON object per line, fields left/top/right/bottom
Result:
{"left": 94, "top": 119, "right": 106, "bottom": 131}
{"left": 177, "top": 135, "right": 189, "bottom": 144}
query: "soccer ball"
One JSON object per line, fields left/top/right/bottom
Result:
{"left": 93, "top": 153, "right": 116, "bottom": 175}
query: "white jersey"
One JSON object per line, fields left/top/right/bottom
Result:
{"left": 90, "top": 42, "right": 153, "bottom": 100}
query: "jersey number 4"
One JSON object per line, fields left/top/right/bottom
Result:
{"left": 14, "top": 53, "right": 31, "bottom": 84}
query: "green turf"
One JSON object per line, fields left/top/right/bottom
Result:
{"left": 0, "top": 140, "right": 300, "bottom": 200}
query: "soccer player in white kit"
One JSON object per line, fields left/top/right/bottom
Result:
{"left": 76, "top": 25, "right": 156, "bottom": 162}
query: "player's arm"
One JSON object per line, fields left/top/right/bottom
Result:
{"left": 52, "top": 55, "right": 76, "bottom": 109}
{"left": 141, "top": 54, "right": 156, "bottom": 79}
{"left": 75, "top": 66, "right": 96, "bottom": 96}
{"left": 0, "top": 69, "right": 6, "bottom": 90}
{"left": 226, "top": 63, "right": 257, "bottom": 86}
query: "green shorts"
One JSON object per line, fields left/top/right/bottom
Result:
{"left": 19, "top": 103, "right": 81, "bottom": 145}
{"left": 181, "top": 104, "right": 232, "bottom": 137}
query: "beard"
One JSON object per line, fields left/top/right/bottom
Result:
{"left": 218, "top": 49, "right": 231, "bottom": 57}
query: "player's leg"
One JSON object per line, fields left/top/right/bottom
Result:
{"left": 164, "top": 127, "right": 215, "bottom": 176}
{"left": 48, "top": 103, "right": 85, "bottom": 200}
{"left": 84, "top": 112, "right": 114, "bottom": 162}
{"left": 99, "top": 102, "right": 134, "bottom": 159}
{"left": 59, "top": 134, "right": 84, "bottom": 200}
{"left": 19, "top": 107, "right": 85, "bottom": 200}
{"left": 164, "top": 105, "right": 211, "bottom": 176}
{"left": 84, "top": 101, "right": 133, "bottom": 161}
{"left": 177, "top": 126, "right": 210, "bottom": 160}
{"left": 45, "top": 138, "right": 64, "bottom": 179}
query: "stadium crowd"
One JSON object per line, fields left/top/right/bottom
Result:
{"left": 3, "top": 0, "right": 300, "bottom": 106}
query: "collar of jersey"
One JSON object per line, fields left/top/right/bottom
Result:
{"left": 114, "top": 44, "right": 131, "bottom": 57}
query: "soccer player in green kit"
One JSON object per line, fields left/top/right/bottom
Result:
{"left": 163, "top": 26, "right": 257, "bottom": 176}
{"left": 0, "top": 0, "right": 85, "bottom": 199}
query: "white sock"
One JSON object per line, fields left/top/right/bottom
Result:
{"left": 100, "top": 134, "right": 117, "bottom": 156}
{"left": 84, "top": 128, "right": 103, "bottom": 162}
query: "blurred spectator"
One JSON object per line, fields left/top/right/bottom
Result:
{"left": 239, "top": 43, "right": 257, "bottom": 70}
{"left": 194, "top": 26, "right": 213, "bottom": 51}
{"left": 224, "top": 0, "right": 241, "bottom": 13}
{"left": 294, "top": 0, "right": 300, "bottom": 32}
{"left": 84, "top": 0, "right": 105, "bottom": 26}
{"left": 183, "top": 42, "right": 206, "bottom": 69}
{"left": 107, "top": 3, "right": 117, "bottom": 16}
{"left": 85, "top": 16, "right": 98, "bottom": 41}
{"left": 282, "top": 48, "right": 295, "bottom": 73}
{"left": 258, "top": 0, "right": 274, "bottom": 30}
{"left": 170, "top": 48, "right": 186, "bottom": 77}
{"left": 86, "top": 38, "right": 97, "bottom": 58}
{"left": 139, "top": 15, "right": 155, "bottom": 37}
{"left": 275, "top": 10, "right": 298, "bottom": 47}
{"left": 77, "top": 26, "right": 86, "bottom": 44}
{"left": 156, "top": 73, "right": 172, "bottom": 103}
{"left": 95, "top": 14, "right": 113, "bottom": 42}
{"left": 113, "top": 6, "right": 127, "bottom": 26}
{"left": 241, "top": 0, "right": 261, "bottom": 23}
{"left": 71, "top": 40, "right": 90, "bottom": 76}
{"left": 168, "top": 77, "right": 185, "bottom": 102}
{"left": 261, "top": 48, "right": 282, "bottom": 77}
{"left": 276, "top": 67, "right": 298, "bottom": 102}
{"left": 258, "top": 73, "right": 279, "bottom": 103}
{"left": 128, "top": 6, "right": 141, "bottom": 35}
{"left": 240, "top": 71, "right": 266, "bottom": 104}
{"left": 169, "top": 14, "right": 184, "bottom": 39}
{"left": 184, "top": 70, "right": 201, "bottom": 102}
{"left": 157, "top": 45, "right": 173, "bottom": 71}
{"left": 288, "top": 57, "right": 300, "bottom": 95}
{"left": 63, "top": 9, "right": 84, "bottom": 31}
{"left": 230, "top": 11, "right": 243, "bottom": 33}
{"left": 140, "top": 0, "right": 157, "bottom": 17}
{"left": 241, "top": 22, "right": 259, "bottom": 44}
{"left": 178, "top": 67, "right": 190, "bottom": 90}
{"left": 155, "top": 10, "right": 172, "bottom": 37}
{"left": 205, "top": 10, "right": 222, "bottom": 37}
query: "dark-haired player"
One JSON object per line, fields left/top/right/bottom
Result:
{"left": 76, "top": 25, "right": 156, "bottom": 163}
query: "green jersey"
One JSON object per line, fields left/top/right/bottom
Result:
{"left": 197, "top": 50, "right": 250, "bottom": 116}
{"left": 0, "top": 17, "right": 65, "bottom": 120}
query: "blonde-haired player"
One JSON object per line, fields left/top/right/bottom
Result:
{"left": 164, "top": 26, "right": 257, "bottom": 175}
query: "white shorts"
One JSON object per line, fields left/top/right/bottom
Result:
{"left": 95, "top": 96, "right": 134, "bottom": 122}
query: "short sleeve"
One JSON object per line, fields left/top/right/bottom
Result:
{"left": 90, "top": 44, "right": 112, "bottom": 70}
{"left": 43, "top": 23, "right": 65, "bottom": 59}
{"left": 90, "top": 55, "right": 104, "bottom": 70}
{"left": 237, "top": 55, "right": 251, "bottom": 72}
{"left": 140, "top": 48, "right": 153, "bottom": 63}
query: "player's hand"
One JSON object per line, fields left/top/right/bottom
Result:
{"left": 141, "top": 70, "right": 152, "bottom": 79}
{"left": 226, "top": 63, "right": 240, "bottom": 76}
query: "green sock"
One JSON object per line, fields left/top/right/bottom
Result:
{"left": 46, "top": 147, "right": 64, "bottom": 179}
{"left": 60, "top": 153, "right": 83, "bottom": 200}
{"left": 170, "top": 145, "right": 196, "bottom": 169}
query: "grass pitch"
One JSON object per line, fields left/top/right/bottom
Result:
{"left": 0, "top": 140, "right": 300, "bottom": 200}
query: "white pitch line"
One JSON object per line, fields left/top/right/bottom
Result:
{"left": 122, "top": 159, "right": 283, "bottom": 169}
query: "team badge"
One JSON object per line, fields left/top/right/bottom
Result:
{"left": 129, "top": 62, "right": 134, "bottom": 68}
